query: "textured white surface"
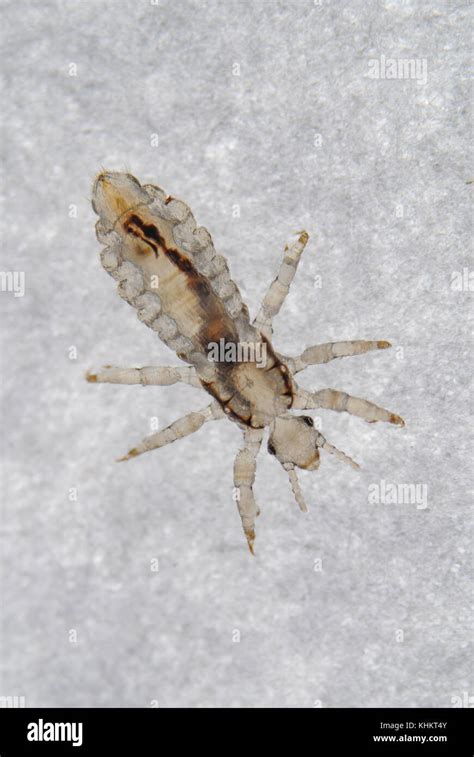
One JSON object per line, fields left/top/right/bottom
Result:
{"left": 1, "top": 0, "right": 471, "bottom": 707}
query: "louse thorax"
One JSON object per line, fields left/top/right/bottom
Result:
{"left": 202, "top": 338, "right": 295, "bottom": 428}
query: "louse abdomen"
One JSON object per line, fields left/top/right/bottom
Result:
{"left": 121, "top": 208, "right": 242, "bottom": 354}
{"left": 93, "top": 172, "right": 253, "bottom": 374}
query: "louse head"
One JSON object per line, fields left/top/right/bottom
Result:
{"left": 267, "top": 415, "right": 320, "bottom": 471}
{"left": 92, "top": 171, "right": 148, "bottom": 230}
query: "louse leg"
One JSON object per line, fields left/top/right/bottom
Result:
{"left": 282, "top": 340, "right": 391, "bottom": 374}
{"left": 253, "top": 231, "right": 309, "bottom": 340}
{"left": 117, "top": 402, "right": 224, "bottom": 461}
{"left": 233, "top": 427, "right": 264, "bottom": 555}
{"left": 86, "top": 365, "right": 201, "bottom": 388}
{"left": 293, "top": 387, "right": 405, "bottom": 426}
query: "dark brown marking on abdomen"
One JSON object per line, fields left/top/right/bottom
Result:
{"left": 123, "top": 214, "right": 240, "bottom": 351}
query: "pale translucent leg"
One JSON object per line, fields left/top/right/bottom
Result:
{"left": 283, "top": 340, "right": 391, "bottom": 373}
{"left": 294, "top": 386, "right": 405, "bottom": 426}
{"left": 253, "top": 231, "right": 309, "bottom": 340}
{"left": 86, "top": 364, "right": 200, "bottom": 387}
{"left": 233, "top": 427, "right": 264, "bottom": 555}
{"left": 117, "top": 402, "right": 224, "bottom": 461}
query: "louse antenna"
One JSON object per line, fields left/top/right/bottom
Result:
{"left": 315, "top": 431, "right": 360, "bottom": 470}
{"left": 283, "top": 463, "right": 309, "bottom": 512}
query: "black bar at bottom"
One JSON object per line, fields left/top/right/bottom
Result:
{"left": 0, "top": 707, "right": 471, "bottom": 755}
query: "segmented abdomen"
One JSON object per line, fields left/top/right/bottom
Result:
{"left": 93, "top": 172, "right": 252, "bottom": 378}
